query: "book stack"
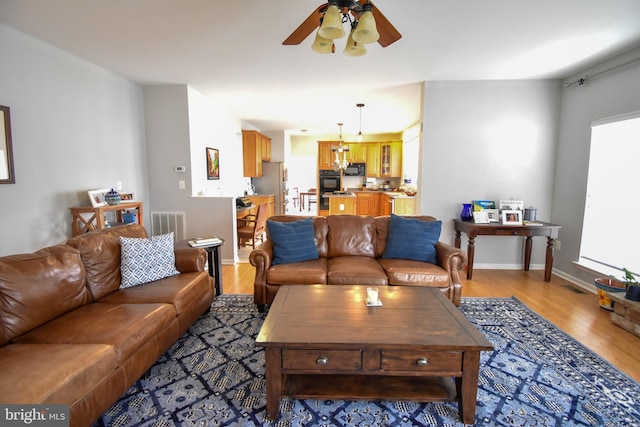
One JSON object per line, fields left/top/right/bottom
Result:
{"left": 188, "top": 236, "right": 222, "bottom": 247}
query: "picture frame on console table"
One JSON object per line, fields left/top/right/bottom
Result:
{"left": 502, "top": 209, "right": 523, "bottom": 225}
{"left": 88, "top": 188, "right": 110, "bottom": 207}
{"left": 485, "top": 209, "right": 500, "bottom": 222}
{"left": 120, "top": 192, "right": 136, "bottom": 202}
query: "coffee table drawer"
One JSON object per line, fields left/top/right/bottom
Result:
{"left": 381, "top": 351, "right": 462, "bottom": 372}
{"left": 283, "top": 349, "right": 362, "bottom": 371}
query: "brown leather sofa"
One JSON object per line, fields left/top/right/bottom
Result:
{"left": 250, "top": 215, "right": 467, "bottom": 311}
{"left": 0, "top": 224, "right": 213, "bottom": 427}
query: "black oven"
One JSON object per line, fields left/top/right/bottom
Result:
{"left": 319, "top": 170, "right": 340, "bottom": 210}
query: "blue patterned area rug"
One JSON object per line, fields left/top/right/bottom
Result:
{"left": 94, "top": 295, "right": 640, "bottom": 426}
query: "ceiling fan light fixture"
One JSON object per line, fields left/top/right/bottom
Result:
{"left": 318, "top": 4, "right": 345, "bottom": 40}
{"left": 343, "top": 30, "right": 366, "bottom": 57}
{"left": 352, "top": 7, "right": 379, "bottom": 44}
{"left": 311, "top": 30, "right": 334, "bottom": 54}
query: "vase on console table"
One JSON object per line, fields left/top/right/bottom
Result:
{"left": 460, "top": 203, "right": 473, "bottom": 221}
{"left": 105, "top": 188, "right": 121, "bottom": 206}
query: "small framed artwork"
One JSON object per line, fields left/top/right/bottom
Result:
{"left": 502, "top": 209, "right": 523, "bottom": 225}
{"left": 485, "top": 209, "right": 500, "bottom": 223}
{"left": 88, "top": 188, "right": 110, "bottom": 207}
{"left": 206, "top": 147, "right": 219, "bottom": 180}
{"left": 1, "top": 105, "right": 15, "bottom": 184}
{"left": 120, "top": 192, "right": 136, "bottom": 202}
{"left": 473, "top": 211, "right": 490, "bottom": 224}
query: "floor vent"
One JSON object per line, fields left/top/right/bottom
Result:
{"left": 564, "top": 285, "right": 585, "bottom": 294}
{"left": 150, "top": 211, "right": 186, "bottom": 241}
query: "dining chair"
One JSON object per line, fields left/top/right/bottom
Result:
{"left": 237, "top": 202, "right": 268, "bottom": 248}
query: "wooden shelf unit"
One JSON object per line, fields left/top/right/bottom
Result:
{"left": 70, "top": 202, "right": 143, "bottom": 236}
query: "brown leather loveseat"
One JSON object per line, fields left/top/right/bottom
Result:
{"left": 250, "top": 215, "right": 467, "bottom": 311}
{"left": 0, "top": 224, "right": 213, "bottom": 427}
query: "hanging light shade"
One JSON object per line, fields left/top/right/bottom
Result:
{"left": 352, "top": 3, "right": 379, "bottom": 44}
{"left": 356, "top": 103, "right": 365, "bottom": 141}
{"left": 343, "top": 30, "right": 366, "bottom": 57}
{"left": 318, "top": 3, "right": 345, "bottom": 40}
{"left": 311, "top": 30, "right": 334, "bottom": 54}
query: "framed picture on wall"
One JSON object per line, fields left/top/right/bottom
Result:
{"left": 0, "top": 105, "right": 15, "bottom": 184}
{"left": 206, "top": 147, "right": 219, "bottom": 180}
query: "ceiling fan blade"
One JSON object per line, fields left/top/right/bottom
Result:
{"left": 283, "top": 3, "right": 328, "bottom": 45}
{"left": 360, "top": 0, "right": 402, "bottom": 47}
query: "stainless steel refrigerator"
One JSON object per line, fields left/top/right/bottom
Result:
{"left": 252, "top": 162, "right": 287, "bottom": 215}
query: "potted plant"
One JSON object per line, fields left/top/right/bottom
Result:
{"left": 622, "top": 268, "right": 640, "bottom": 302}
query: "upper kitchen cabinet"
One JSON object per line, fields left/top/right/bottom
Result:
{"left": 346, "top": 143, "right": 367, "bottom": 163}
{"left": 242, "top": 130, "right": 272, "bottom": 177}
{"left": 318, "top": 141, "right": 335, "bottom": 170}
{"left": 366, "top": 142, "right": 381, "bottom": 177}
{"left": 380, "top": 142, "right": 402, "bottom": 177}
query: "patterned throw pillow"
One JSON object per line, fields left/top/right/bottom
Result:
{"left": 383, "top": 215, "right": 442, "bottom": 264}
{"left": 120, "top": 232, "right": 180, "bottom": 288}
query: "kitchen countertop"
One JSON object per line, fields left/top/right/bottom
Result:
{"left": 322, "top": 191, "right": 356, "bottom": 198}
{"left": 347, "top": 189, "right": 415, "bottom": 198}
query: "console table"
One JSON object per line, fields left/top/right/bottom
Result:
{"left": 453, "top": 219, "right": 561, "bottom": 282}
{"left": 70, "top": 202, "right": 143, "bottom": 236}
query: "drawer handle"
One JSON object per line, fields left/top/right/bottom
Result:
{"left": 512, "top": 231, "right": 518, "bottom": 235}
{"left": 416, "top": 358, "right": 429, "bottom": 367}
{"left": 316, "top": 357, "right": 329, "bottom": 365}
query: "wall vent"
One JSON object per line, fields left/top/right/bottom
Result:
{"left": 150, "top": 211, "right": 186, "bottom": 241}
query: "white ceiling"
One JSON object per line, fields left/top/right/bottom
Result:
{"left": 1, "top": 0, "right": 640, "bottom": 136}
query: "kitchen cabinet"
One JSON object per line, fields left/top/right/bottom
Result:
{"left": 346, "top": 143, "right": 367, "bottom": 163}
{"left": 366, "top": 142, "right": 380, "bottom": 177}
{"left": 318, "top": 141, "right": 335, "bottom": 170}
{"left": 355, "top": 191, "right": 380, "bottom": 216}
{"left": 380, "top": 193, "right": 393, "bottom": 216}
{"left": 242, "top": 130, "right": 272, "bottom": 177}
{"left": 246, "top": 195, "right": 275, "bottom": 219}
{"left": 380, "top": 142, "right": 402, "bottom": 177}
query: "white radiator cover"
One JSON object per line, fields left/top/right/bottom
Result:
{"left": 150, "top": 211, "right": 186, "bottom": 241}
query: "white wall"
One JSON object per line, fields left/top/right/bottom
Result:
{"left": 421, "top": 80, "right": 561, "bottom": 268}
{"left": 0, "top": 24, "right": 148, "bottom": 256}
{"left": 552, "top": 47, "right": 640, "bottom": 286}
{"left": 143, "top": 85, "right": 246, "bottom": 263}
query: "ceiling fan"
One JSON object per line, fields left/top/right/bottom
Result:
{"left": 283, "top": 0, "right": 401, "bottom": 49}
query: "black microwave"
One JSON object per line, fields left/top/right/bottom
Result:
{"left": 343, "top": 163, "right": 366, "bottom": 176}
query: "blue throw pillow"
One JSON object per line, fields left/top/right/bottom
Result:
{"left": 382, "top": 215, "right": 441, "bottom": 264}
{"left": 267, "top": 218, "right": 319, "bottom": 265}
{"left": 120, "top": 232, "right": 180, "bottom": 288}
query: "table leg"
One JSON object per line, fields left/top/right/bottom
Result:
{"left": 524, "top": 236, "right": 532, "bottom": 271}
{"left": 466, "top": 236, "right": 475, "bottom": 280}
{"left": 456, "top": 351, "right": 481, "bottom": 425}
{"left": 454, "top": 230, "right": 461, "bottom": 249}
{"left": 264, "top": 348, "right": 282, "bottom": 421}
{"left": 212, "top": 246, "right": 223, "bottom": 295}
{"left": 545, "top": 237, "right": 555, "bottom": 282}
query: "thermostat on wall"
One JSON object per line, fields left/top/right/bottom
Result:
{"left": 174, "top": 166, "right": 186, "bottom": 173}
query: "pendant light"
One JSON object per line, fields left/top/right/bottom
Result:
{"left": 356, "top": 103, "right": 365, "bottom": 142}
{"left": 331, "top": 123, "right": 350, "bottom": 172}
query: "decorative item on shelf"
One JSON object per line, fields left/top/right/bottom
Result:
{"left": 104, "top": 188, "right": 121, "bottom": 206}
{"left": 524, "top": 206, "right": 538, "bottom": 221}
{"left": 594, "top": 278, "right": 626, "bottom": 310}
{"left": 621, "top": 268, "right": 640, "bottom": 301}
{"left": 460, "top": 203, "right": 473, "bottom": 221}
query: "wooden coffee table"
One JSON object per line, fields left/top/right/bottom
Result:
{"left": 255, "top": 285, "right": 493, "bottom": 423}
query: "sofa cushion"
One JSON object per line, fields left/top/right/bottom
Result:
{"left": 378, "top": 258, "right": 450, "bottom": 287}
{"left": 326, "top": 215, "right": 376, "bottom": 258}
{"left": 67, "top": 224, "right": 148, "bottom": 300}
{"left": 120, "top": 233, "right": 180, "bottom": 288}
{"left": 98, "top": 271, "right": 211, "bottom": 316}
{"left": 327, "top": 256, "right": 388, "bottom": 286}
{"left": 0, "top": 343, "right": 119, "bottom": 404}
{"left": 383, "top": 215, "right": 442, "bottom": 264}
{"left": 0, "top": 245, "right": 91, "bottom": 345}
{"left": 266, "top": 257, "right": 328, "bottom": 285}
{"left": 14, "top": 303, "right": 176, "bottom": 365}
{"left": 267, "top": 218, "right": 319, "bottom": 265}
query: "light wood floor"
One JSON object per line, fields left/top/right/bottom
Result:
{"left": 221, "top": 264, "right": 640, "bottom": 382}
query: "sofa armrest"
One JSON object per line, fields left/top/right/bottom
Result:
{"left": 174, "top": 247, "right": 206, "bottom": 273}
{"left": 249, "top": 240, "right": 274, "bottom": 305}
{"left": 435, "top": 242, "right": 467, "bottom": 306}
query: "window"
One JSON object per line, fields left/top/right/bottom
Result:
{"left": 579, "top": 112, "right": 640, "bottom": 278}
